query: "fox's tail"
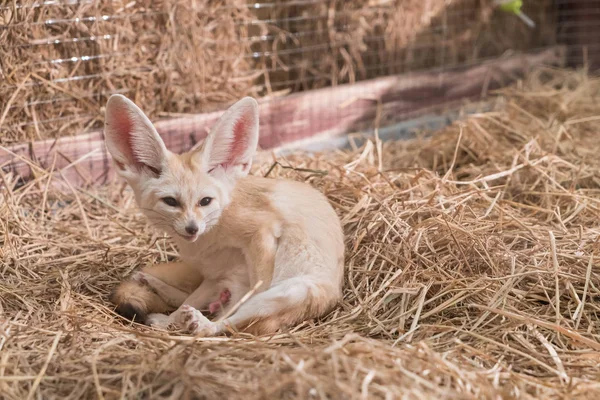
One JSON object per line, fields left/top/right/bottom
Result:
{"left": 110, "top": 280, "right": 170, "bottom": 322}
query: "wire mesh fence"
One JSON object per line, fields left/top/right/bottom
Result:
{"left": 0, "top": 1, "right": 555, "bottom": 138}
{"left": 0, "top": 0, "right": 598, "bottom": 186}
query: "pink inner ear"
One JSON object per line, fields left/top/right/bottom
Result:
{"left": 227, "top": 114, "right": 251, "bottom": 165}
{"left": 111, "top": 108, "right": 137, "bottom": 164}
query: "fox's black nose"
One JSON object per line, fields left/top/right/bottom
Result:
{"left": 185, "top": 223, "right": 198, "bottom": 235}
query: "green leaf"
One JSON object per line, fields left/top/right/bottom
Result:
{"left": 499, "top": 0, "right": 522, "bottom": 15}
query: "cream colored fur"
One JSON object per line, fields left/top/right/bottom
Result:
{"left": 105, "top": 95, "right": 344, "bottom": 336}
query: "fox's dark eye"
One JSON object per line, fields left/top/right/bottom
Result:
{"left": 199, "top": 197, "right": 212, "bottom": 207}
{"left": 162, "top": 197, "right": 179, "bottom": 207}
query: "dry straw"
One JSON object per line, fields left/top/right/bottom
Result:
{"left": 1, "top": 0, "right": 555, "bottom": 144}
{"left": 2, "top": 67, "right": 600, "bottom": 398}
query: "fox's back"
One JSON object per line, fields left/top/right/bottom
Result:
{"left": 232, "top": 176, "right": 344, "bottom": 269}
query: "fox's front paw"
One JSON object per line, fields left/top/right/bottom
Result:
{"left": 130, "top": 271, "right": 161, "bottom": 295}
{"left": 131, "top": 271, "right": 150, "bottom": 285}
{"left": 175, "top": 305, "right": 218, "bottom": 337}
{"left": 146, "top": 313, "right": 170, "bottom": 329}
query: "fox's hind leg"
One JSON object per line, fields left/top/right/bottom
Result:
{"left": 171, "top": 229, "right": 342, "bottom": 336}
{"left": 131, "top": 270, "right": 188, "bottom": 307}
{"left": 174, "top": 276, "right": 338, "bottom": 336}
{"left": 111, "top": 262, "right": 202, "bottom": 322}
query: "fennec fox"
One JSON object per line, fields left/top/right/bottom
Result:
{"left": 104, "top": 95, "right": 345, "bottom": 336}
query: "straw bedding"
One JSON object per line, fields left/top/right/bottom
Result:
{"left": 2, "top": 68, "right": 600, "bottom": 399}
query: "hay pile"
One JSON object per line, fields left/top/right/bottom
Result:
{"left": 0, "top": 0, "right": 258, "bottom": 144}
{"left": 2, "top": 68, "right": 600, "bottom": 398}
{"left": 255, "top": 0, "right": 556, "bottom": 92}
{"left": 1, "top": 0, "right": 556, "bottom": 145}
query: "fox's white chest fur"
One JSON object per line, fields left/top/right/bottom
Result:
{"left": 105, "top": 95, "right": 344, "bottom": 336}
{"left": 178, "top": 241, "right": 251, "bottom": 300}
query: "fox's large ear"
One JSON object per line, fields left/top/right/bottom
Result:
{"left": 198, "top": 97, "right": 259, "bottom": 179}
{"left": 104, "top": 94, "right": 168, "bottom": 177}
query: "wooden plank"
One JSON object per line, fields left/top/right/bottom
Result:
{"left": 0, "top": 46, "right": 565, "bottom": 189}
